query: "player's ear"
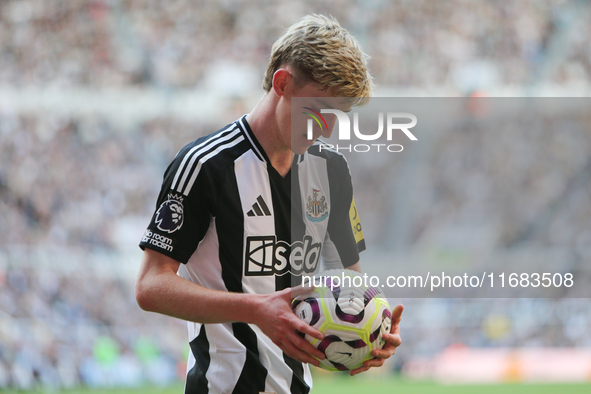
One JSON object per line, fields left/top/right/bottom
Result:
{"left": 272, "top": 68, "right": 293, "bottom": 97}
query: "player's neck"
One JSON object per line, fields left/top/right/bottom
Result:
{"left": 268, "top": 153, "right": 294, "bottom": 177}
{"left": 246, "top": 95, "right": 294, "bottom": 177}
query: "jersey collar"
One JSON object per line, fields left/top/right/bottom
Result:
{"left": 237, "top": 115, "right": 310, "bottom": 166}
{"left": 237, "top": 115, "right": 269, "bottom": 163}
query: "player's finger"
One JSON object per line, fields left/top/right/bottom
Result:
{"left": 350, "top": 365, "right": 371, "bottom": 376}
{"left": 363, "top": 357, "right": 385, "bottom": 368}
{"left": 372, "top": 345, "right": 397, "bottom": 359}
{"left": 289, "top": 331, "right": 325, "bottom": 360}
{"left": 290, "top": 316, "right": 324, "bottom": 341}
{"left": 281, "top": 339, "right": 321, "bottom": 366}
{"left": 383, "top": 332, "right": 402, "bottom": 347}
{"left": 391, "top": 304, "right": 404, "bottom": 327}
{"left": 289, "top": 284, "right": 316, "bottom": 299}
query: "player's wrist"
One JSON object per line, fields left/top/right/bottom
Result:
{"left": 240, "top": 293, "right": 265, "bottom": 325}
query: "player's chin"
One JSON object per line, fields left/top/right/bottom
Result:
{"left": 291, "top": 147, "right": 308, "bottom": 155}
{"left": 292, "top": 136, "right": 316, "bottom": 153}
{"left": 291, "top": 143, "right": 312, "bottom": 155}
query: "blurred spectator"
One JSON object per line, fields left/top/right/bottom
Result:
{"left": 0, "top": 0, "right": 589, "bottom": 91}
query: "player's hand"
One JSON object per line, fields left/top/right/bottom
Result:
{"left": 350, "top": 304, "right": 403, "bottom": 376}
{"left": 253, "top": 286, "right": 326, "bottom": 366}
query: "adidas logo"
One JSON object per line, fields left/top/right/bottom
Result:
{"left": 247, "top": 195, "right": 271, "bottom": 217}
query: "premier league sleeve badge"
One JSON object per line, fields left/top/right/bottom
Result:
{"left": 155, "top": 193, "right": 185, "bottom": 233}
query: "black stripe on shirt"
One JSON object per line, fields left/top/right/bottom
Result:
{"left": 186, "top": 325, "right": 211, "bottom": 394}
{"left": 218, "top": 161, "right": 247, "bottom": 294}
{"left": 284, "top": 353, "right": 310, "bottom": 394}
{"left": 232, "top": 323, "right": 267, "bottom": 393}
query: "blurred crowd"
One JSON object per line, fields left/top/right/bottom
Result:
{"left": 1, "top": 0, "right": 590, "bottom": 91}
{"left": 0, "top": 262, "right": 187, "bottom": 390}
{"left": 396, "top": 297, "right": 591, "bottom": 371}
{"left": 0, "top": 113, "right": 209, "bottom": 249}
{"left": 428, "top": 105, "right": 591, "bottom": 254}
{"left": 1, "top": 0, "right": 591, "bottom": 390}
{"left": 0, "top": 113, "right": 202, "bottom": 389}
{"left": 361, "top": 101, "right": 591, "bottom": 257}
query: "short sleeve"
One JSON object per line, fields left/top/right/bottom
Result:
{"left": 139, "top": 143, "right": 215, "bottom": 264}
{"left": 324, "top": 154, "right": 365, "bottom": 268}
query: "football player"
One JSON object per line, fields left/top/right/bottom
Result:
{"left": 136, "top": 14, "right": 402, "bottom": 394}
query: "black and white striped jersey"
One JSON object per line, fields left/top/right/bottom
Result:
{"left": 140, "top": 115, "right": 365, "bottom": 394}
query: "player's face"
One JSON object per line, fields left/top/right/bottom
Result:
{"left": 283, "top": 82, "right": 352, "bottom": 155}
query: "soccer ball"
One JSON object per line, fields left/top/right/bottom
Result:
{"left": 292, "top": 269, "right": 392, "bottom": 371}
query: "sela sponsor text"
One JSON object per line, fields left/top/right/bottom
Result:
{"left": 244, "top": 235, "right": 321, "bottom": 276}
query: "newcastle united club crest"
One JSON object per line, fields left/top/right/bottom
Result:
{"left": 306, "top": 189, "right": 328, "bottom": 222}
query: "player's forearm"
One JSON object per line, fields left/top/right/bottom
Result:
{"left": 135, "top": 251, "right": 263, "bottom": 324}
{"left": 138, "top": 273, "right": 262, "bottom": 324}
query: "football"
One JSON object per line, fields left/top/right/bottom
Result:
{"left": 292, "top": 269, "right": 392, "bottom": 371}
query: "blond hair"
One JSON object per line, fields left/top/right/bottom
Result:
{"left": 263, "top": 15, "right": 373, "bottom": 106}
